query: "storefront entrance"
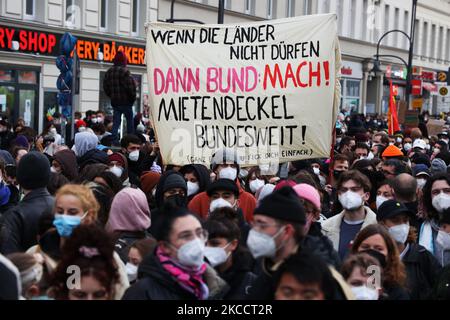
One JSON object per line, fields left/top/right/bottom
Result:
{"left": 0, "top": 64, "right": 40, "bottom": 129}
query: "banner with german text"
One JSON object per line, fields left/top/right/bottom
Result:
{"left": 145, "top": 14, "right": 341, "bottom": 167}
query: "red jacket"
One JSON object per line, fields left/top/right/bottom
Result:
{"left": 188, "top": 181, "right": 256, "bottom": 222}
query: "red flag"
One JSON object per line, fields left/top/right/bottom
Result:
{"left": 388, "top": 80, "right": 400, "bottom": 135}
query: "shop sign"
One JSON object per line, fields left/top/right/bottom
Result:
{"left": 0, "top": 25, "right": 146, "bottom": 66}
{"left": 412, "top": 98, "right": 423, "bottom": 109}
{"left": 421, "top": 71, "right": 437, "bottom": 81}
{"left": 411, "top": 79, "right": 422, "bottom": 95}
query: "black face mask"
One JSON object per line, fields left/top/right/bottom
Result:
{"left": 360, "top": 249, "right": 387, "bottom": 269}
{"left": 165, "top": 194, "right": 187, "bottom": 208}
{"left": 333, "top": 170, "right": 343, "bottom": 180}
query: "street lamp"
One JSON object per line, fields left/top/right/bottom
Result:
{"left": 372, "top": 0, "right": 418, "bottom": 107}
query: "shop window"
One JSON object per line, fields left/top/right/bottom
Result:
{"left": 18, "top": 71, "right": 37, "bottom": 84}
{"left": 340, "top": 79, "right": 361, "bottom": 113}
{"left": 0, "top": 70, "right": 14, "bottom": 83}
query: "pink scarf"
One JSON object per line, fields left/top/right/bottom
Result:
{"left": 156, "top": 246, "right": 209, "bottom": 300}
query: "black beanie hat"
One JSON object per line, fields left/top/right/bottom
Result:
{"left": 162, "top": 172, "right": 187, "bottom": 193}
{"left": 206, "top": 179, "right": 239, "bottom": 197}
{"left": 254, "top": 186, "right": 306, "bottom": 224}
{"left": 17, "top": 151, "right": 50, "bottom": 190}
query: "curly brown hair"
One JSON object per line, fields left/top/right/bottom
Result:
{"left": 49, "top": 224, "right": 119, "bottom": 300}
{"left": 351, "top": 224, "right": 407, "bottom": 289}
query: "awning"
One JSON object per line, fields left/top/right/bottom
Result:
{"left": 422, "top": 82, "right": 438, "bottom": 92}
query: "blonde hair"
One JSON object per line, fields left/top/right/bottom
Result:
{"left": 55, "top": 184, "right": 99, "bottom": 222}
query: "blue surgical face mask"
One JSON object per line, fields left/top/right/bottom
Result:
{"left": 53, "top": 212, "right": 88, "bottom": 238}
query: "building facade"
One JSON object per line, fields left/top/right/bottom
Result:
{"left": 0, "top": 0, "right": 158, "bottom": 133}
{"left": 0, "top": 0, "right": 449, "bottom": 132}
{"left": 157, "top": 0, "right": 450, "bottom": 115}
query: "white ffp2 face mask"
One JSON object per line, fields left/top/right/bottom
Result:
{"left": 204, "top": 243, "right": 231, "bottom": 267}
{"left": 219, "top": 167, "right": 237, "bottom": 181}
{"left": 249, "top": 179, "right": 265, "bottom": 193}
{"left": 187, "top": 181, "right": 200, "bottom": 197}
{"left": 175, "top": 238, "right": 205, "bottom": 269}
{"left": 128, "top": 150, "right": 140, "bottom": 162}
{"left": 339, "top": 191, "right": 364, "bottom": 211}
{"left": 376, "top": 195, "right": 388, "bottom": 210}
{"left": 437, "top": 230, "right": 450, "bottom": 250}
{"left": 432, "top": 193, "right": 450, "bottom": 213}
{"left": 125, "top": 262, "right": 138, "bottom": 282}
{"left": 313, "top": 167, "right": 320, "bottom": 175}
{"left": 209, "top": 198, "right": 233, "bottom": 213}
{"left": 109, "top": 165, "right": 123, "bottom": 178}
{"left": 388, "top": 223, "right": 410, "bottom": 244}
{"left": 246, "top": 227, "right": 284, "bottom": 259}
{"left": 351, "top": 286, "right": 379, "bottom": 300}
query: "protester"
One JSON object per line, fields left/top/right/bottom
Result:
{"left": 74, "top": 131, "right": 108, "bottom": 171}
{"left": 49, "top": 225, "right": 120, "bottom": 300}
{"left": 351, "top": 224, "right": 410, "bottom": 300}
{"left": 122, "top": 208, "right": 228, "bottom": 300}
{"left": 106, "top": 187, "right": 152, "bottom": 262}
{"left": 1, "top": 152, "right": 53, "bottom": 254}
{"left": 140, "top": 171, "right": 161, "bottom": 209}
{"left": 341, "top": 252, "right": 383, "bottom": 300}
{"left": 322, "top": 170, "right": 377, "bottom": 260}
{"left": 188, "top": 148, "right": 256, "bottom": 222}
{"left": 179, "top": 164, "right": 211, "bottom": 201}
{"left": 377, "top": 200, "right": 441, "bottom": 299}
{"left": 126, "top": 238, "right": 156, "bottom": 283}
{"left": 52, "top": 149, "right": 78, "bottom": 182}
{"left": 204, "top": 213, "right": 256, "bottom": 299}
{"left": 103, "top": 51, "right": 137, "bottom": 142}
{"left": 273, "top": 251, "right": 338, "bottom": 300}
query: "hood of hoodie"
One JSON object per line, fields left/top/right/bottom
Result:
{"left": 77, "top": 149, "right": 109, "bottom": 170}
{"left": 53, "top": 149, "right": 78, "bottom": 181}
{"left": 180, "top": 164, "right": 210, "bottom": 197}
{"left": 74, "top": 131, "right": 98, "bottom": 158}
{"left": 106, "top": 187, "right": 150, "bottom": 233}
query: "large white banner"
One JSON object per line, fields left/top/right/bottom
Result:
{"left": 146, "top": 14, "right": 341, "bottom": 167}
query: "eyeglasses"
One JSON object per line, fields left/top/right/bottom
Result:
{"left": 177, "top": 229, "right": 208, "bottom": 242}
{"left": 251, "top": 221, "right": 281, "bottom": 232}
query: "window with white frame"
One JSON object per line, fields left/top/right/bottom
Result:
{"left": 132, "top": 0, "right": 140, "bottom": 35}
{"left": 24, "top": 0, "right": 35, "bottom": 19}
{"left": 267, "top": 0, "right": 273, "bottom": 19}
{"left": 286, "top": 0, "right": 294, "bottom": 17}
{"left": 100, "top": 0, "right": 108, "bottom": 31}
{"left": 404, "top": 10, "right": 409, "bottom": 50}
{"left": 224, "top": 0, "right": 231, "bottom": 10}
{"left": 422, "top": 22, "right": 428, "bottom": 58}
{"left": 245, "top": 0, "right": 251, "bottom": 14}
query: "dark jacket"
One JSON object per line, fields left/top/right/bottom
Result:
{"left": 0, "top": 131, "right": 14, "bottom": 151}
{"left": 122, "top": 249, "right": 229, "bottom": 300}
{"left": 126, "top": 151, "right": 156, "bottom": 187}
{"left": 403, "top": 242, "right": 441, "bottom": 300}
{"left": 218, "top": 248, "right": 256, "bottom": 300}
{"left": 77, "top": 149, "right": 109, "bottom": 171}
{"left": 303, "top": 222, "right": 341, "bottom": 269}
{"left": 103, "top": 66, "right": 136, "bottom": 107}
{"left": 403, "top": 201, "right": 424, "bottom": 232}
{"left": 381, "top": 285, "right": 410, "bottom": 300}
{"left": 1, "top": 188, "right": 54, "bottom": 254}
{"left": 432, "top": 265, "right": 450, "bottom": 300}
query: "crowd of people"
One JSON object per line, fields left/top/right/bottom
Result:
{"left": 0, "top": 106, "right": 450, "bottom": 301}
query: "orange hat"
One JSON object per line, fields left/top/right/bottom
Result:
{"left": 382, "top": 145, "right": 403, "bottom": 158}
